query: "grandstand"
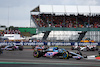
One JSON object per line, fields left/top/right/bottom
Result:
{"left": 30, "top": 5, "right": 100, "bottom": 42}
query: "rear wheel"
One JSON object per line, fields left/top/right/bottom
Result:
{"left": 12, "top": 47, "right": 15, "bottom": 51}
{"left": 71, "top": 47, "right": 74, "bottom": 50}
{"left": 19, "top": 46, "right": 23, "bottom": 51}
{"left": 86, "top": 47, "right": 89, "bottom": 51}
{"left": 33, "top": 50, "right": 41, "bottom": 58}
{"left": 77, "top": 47, "right": 80, "bottom": 51}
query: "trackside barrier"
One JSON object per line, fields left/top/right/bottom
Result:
{"left": 0, "top": 42, "right": 100, "bottom": 46}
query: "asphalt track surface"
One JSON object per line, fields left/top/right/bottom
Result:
{"left": 0, "top": 48, "right": 100, "bottom": 67}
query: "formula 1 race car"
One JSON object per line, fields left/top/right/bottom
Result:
{"left": 71, "top": 45, "right": 98, "bottom": 51}
{"left": 80, "top": 45, "right": 98, "bottom": 51}
{"left": 33, "top": 46, "right": 84, "bottom": 60}
{"left": 1, "top": 45, "right": 23, "bottom": 51}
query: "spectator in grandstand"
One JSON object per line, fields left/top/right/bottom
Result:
{"left": 0, "top": 30, "right": 21, "bottom": 36}
{"left": 32, "top": 14, "right": 100, "bottom": 28}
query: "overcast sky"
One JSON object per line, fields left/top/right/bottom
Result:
{"left": 0, "top": 0, "right": 99, "bottom": 27}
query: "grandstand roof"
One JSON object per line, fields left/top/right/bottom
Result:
{"left": 31, "top": 5, "right": 100, "bottom": 15}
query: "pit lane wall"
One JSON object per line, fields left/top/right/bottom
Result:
{"left": 0, "top": 42, "right": 100, "bottom": 46}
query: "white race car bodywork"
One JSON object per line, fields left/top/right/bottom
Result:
{"left": 80, "top": 47, "right": 87, "bottom": 51}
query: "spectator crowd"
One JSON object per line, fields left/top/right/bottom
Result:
{"left": 32, "top": 14, "right": 100, "bottom": 28}
{"left": 0, "top": 30, "right": 21, "bottom": 36}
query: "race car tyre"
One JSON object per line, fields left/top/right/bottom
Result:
{"left": 19, "top": 46, "right": 23, "bottom": 51}
{"left": 71, "top": 47, "right": 74, "bottom": 50}
{"left": 33, "top": 50, "right": 41, "bottom": 58}
{"left": 91, "top": 47, "right": 95, "bottom": 51}
{"left": 77, "top": 47, "right": 80, "bottom": 51}
{"left": 12, "top": 47, "right": 15, "bottom": 51}
{"left": 86, "top": 47, "right": 89, "bottom": 51}
{"left": 62, "top": 52, "right": 69, "bottom": 59}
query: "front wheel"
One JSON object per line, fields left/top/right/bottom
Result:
{"left": 91, "top": 47, "right": 95, "bottom": 51}
{"left": 62, "top": 52, "right": 69, "bottom": 59}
